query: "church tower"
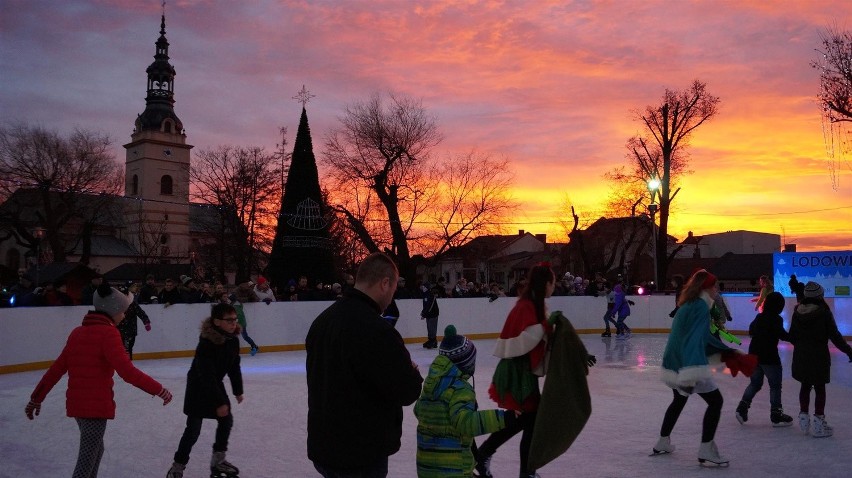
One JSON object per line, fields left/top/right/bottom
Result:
{"left": 123, "top": 12, "right": 192, "bottom": 263}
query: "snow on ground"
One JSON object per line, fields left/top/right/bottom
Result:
{"left": 2, "top": 334, "right": 851, "bottom": 478}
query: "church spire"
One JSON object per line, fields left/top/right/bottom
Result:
{"left": 134, "top": 8, "right": 183, "bottom": 136}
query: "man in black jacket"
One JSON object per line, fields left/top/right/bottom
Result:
{"left": 306, "top": 252, "right": 423, "bottom": 477}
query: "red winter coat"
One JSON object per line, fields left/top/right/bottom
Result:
{"left": 30, "top": 312, "right": 163, "bottom": 419}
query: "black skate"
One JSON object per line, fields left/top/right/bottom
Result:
{"left": 210, "top": 462, "right": 239, "bottom": 478}
{"left": 210, "top": 451, "right": 239, "bottom": 478}
{"left": 770, "top": 407, "right": 793, "bottom": 427}
{"left": 735, "top": 400, "right": 749, "bottom": 424}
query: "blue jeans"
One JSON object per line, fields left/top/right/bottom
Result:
{"left": 313, "top": 457, "right": 388, "bottom": 478}
{"left": 741, "top": 363, "right": 783, "bottom": 409}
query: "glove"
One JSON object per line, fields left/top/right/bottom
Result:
{"left": 144, "top": 323, "right": 151, "bottom": 332}
{"left": 586, "top": 354, "right": 597, "bottom": 367}
{"left": 547, "top": 310, "right": 565, "bottom": 325}
{"left": 263, "top": 298, "right": 272, "bottom": 305}
{"left": 722, "top": 351, "right": 758, "bottom": 378}
{"left": 25, "top": 400, "right": 41, "bottom": 420}
{"left": 628, "top": 300, "right": 635, "bottom": 306}
{"left": 157, "top": 388, "right": 173, "bottom": 406}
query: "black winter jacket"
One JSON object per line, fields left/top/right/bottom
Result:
{"left": 182, "top": 320, "right": 243, "bottom": 418}
{"left": 306, "top": 288, "right": 423, "bottom": 470}
{"left": 789, "top": 299, "right": 852, "bottom": 384}
{"left": 747, "top": 311, "right": 790, "bottom": 365}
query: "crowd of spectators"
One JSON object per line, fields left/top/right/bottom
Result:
{"left": 3, "top": 267, "right": 621, "bottom": 308}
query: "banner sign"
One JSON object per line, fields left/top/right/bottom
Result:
{"left": 774, "top": 251, "right": 852, "bottom": 298}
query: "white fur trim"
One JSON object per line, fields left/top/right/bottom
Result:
{"left": 493, "top": 324, "right": 545, "bottom": 359}
{"left": 661, "top": 364, "right": 711, "bottom": 390}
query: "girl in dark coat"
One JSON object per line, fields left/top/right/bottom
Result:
{"left": 167, "top": 303, "right": 244, "bottom": 478}
{"left": 789, "top": 281, "right": 852, "bottom": 438}
{"left": 116, "top": 282, "right": 151, "bottom": 360}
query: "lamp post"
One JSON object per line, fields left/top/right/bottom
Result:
{"left": 33, "top": 227, "right": 46, "bottom": 286}
{"left": 647, "top": 178, "right": 661, "bottom": 292}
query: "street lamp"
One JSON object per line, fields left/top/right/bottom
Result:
{"left": 33, "top": 227, "right": 46, "bottom": 286}
{"left": 647, "top": 178, "right": 661, "bottom": 292}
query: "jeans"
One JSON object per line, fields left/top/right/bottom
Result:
{"left": 741, "top": 363, "right": 782, "bottom": 409}
{"left": 173, "top": 414, "right": 233, "bottom": 465}
{"left": 313, "top": 456, "right": 388, "bottom": 478}
{"left": 241, "top": 327, "right": 258, "bottom": 349}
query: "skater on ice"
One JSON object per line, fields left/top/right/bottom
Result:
{"left": 166, "top": 303, "right": 245, "bottom": 478}
{"left": 788, "top": 281, "right": 852, "bottom": 438}
{"left": 414, "top": 324, "right": 516, "bottom": 477}
{"left": 653, "top": 269, "right": 755, "bottom": 467}
{"left": 25, "top": 283, "right": 173, "bottom": 478}
{"left": 734, "top": 291, "right": 793, "bottom": 427}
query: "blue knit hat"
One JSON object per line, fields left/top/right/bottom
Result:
{"left": 439, "top": 325, "right": 477, "bottom": 375}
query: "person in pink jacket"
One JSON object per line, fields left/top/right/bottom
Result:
{"left": 25, "top": 283, "right": 173, "bottom": 478}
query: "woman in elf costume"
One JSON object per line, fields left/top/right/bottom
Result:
{"left": 653, "top": 269, "right": 755, "bottom": 467}
{"left": 474, "top": 263, "right": 556, "bottom": 478}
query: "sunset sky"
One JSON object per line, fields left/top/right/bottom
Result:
{"left": 2, "top": 0, "right": 851, "bottom": 251}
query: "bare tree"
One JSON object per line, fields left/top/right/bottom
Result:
{"left": 323, "top": 92, "right": 443, "bottom": 277}
{"left": 610, "top": 80, "right": 719, "bottom": 286}
{"left": 0, "top": 122, "right": 122, "bottom": 263}
{"left": 813, "top": 27, "right": 852, "bottom": 190}
{"left": 422, "top": 151, "right": 517, "bottom": 255}
{"left": 190, "top": 145, "right": 282, "bottom": 282}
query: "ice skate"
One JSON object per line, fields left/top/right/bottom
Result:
{"left": 770, "top": 407, "right": 792, "bottom": 427}
{"left": 735, "top": 400, "right": 749, "bottom": 424}
{"left": 601, "top": 329, "right": 611, "bottom": 337}
{"left": 473, "top": 452, "right": 493, "bottom": 477}
{"left": 798, "top": 412, "right": 810, "bottom": 434}
{"left": 250, "top": 345, "right": 259, "bottom": 356}
{"left": 166, "top": 462, "right": 185, "bottom": 478}
{"left": 650, "top": 435, "right": 675, "bottom": 455}
{"left": 812, "top": 415, "right": 833, "bottom": 438}
{"left": 697, "top": 440, "right": 729, "bottom": 466}
{"left": 210, "top": 451, "right": 239, "bottom": 478}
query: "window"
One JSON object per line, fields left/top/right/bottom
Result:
{"left": 131, "top": 175, "right": 138, "bottom": 195}
{"left": 160, "top": 175, "right": 173, "bottom": 195}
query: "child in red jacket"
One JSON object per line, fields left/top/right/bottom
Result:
{"left": 25, "top": 283, "right": 173, "bottom": 478}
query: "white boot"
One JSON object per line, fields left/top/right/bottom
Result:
{"left": 697, "top": 440, "right": 729, "bottom": 466}
{"left": 798, "top": 412, "right": 810, "bottom": 434}
{"left": 652, "top": 436, "right": 675, "bottom": 455}
{"left": 812, "top": 415, "right": 833, "bottom": 438}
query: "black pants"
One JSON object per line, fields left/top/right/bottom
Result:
{"left": 660, "top": 388, "right": 723, "bottom": 443}
{"left": 476, "top": 410, "right": 537, "bottom": 474}
{"left": 173, "top": 414, "right": 233, "bottom": 465}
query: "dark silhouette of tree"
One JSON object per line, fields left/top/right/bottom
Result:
{"left": 607, "top": 80, "right": 719, "bottom": 286}
{"left": 190, "top": 144, "right": 282, "bottom": 283}
{"left": 813, "top": 27, "right": 852, "bottom": 190}
{"left": 0, "top": 123, "right": 122, "bottom": 263}
{"left": 323, "top": 92, "right": 442, "bottom": 278}
{"left": 268, "top": 107, "right": 336, "bottom": 288}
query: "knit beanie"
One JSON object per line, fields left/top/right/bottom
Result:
{"left": 701, "top": 271, "right": 717, "bottom": 289}
{"left": 803, "top": 281, "right": 824, "bottom": 298}
{"left": 439, "top": 325, "right": 477, "bottom": 376}
{"left": 93, "top": 284, "right": 132, "bottom": 318}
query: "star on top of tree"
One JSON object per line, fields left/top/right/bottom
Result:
{"left": 292, "top": 85, "right": 316, "bottom": 108}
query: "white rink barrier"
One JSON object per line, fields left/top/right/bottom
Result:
{"left": 1, "top": 295, "right": 849, "bottom": 373}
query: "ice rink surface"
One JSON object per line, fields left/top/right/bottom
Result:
{"left": 2, "top": 334, "right": 851, "bottom": 478}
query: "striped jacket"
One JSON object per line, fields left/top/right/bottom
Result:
{"left": 414, "top": 355, "right": 507, "bottom": 477}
